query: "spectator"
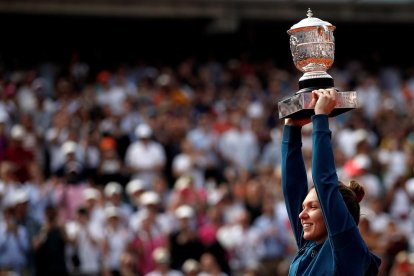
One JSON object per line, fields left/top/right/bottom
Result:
{"left": 217, "top": 112, "right": 259, "bottom": 173}
{"left": 103, "top": 181, "right": 133, "bottom": 225}
{"left": 125, "top": 179, "right": 146, "bottom": 211}
{"left": 198, "top": 252, "right": 229, "bottom": 276}
{"left": 97, "top": 137, "right": 124, "bottom": 186}
{"left": 216, "top": 208, "right": 260, "bottom": 274}
{"left": 122, "top": 208, "right": 166, "bottom": 276}
{"left": 181, "top": 259, "right": 201, "bottom": 276}
{"left": 125, "top": 123, "right": 166, "bottom": 189}
{"left": 253, "top": 195, "right": 289, "bottom": 276}
{"left": 33, "top": 205, "right": 68, "bottom": 276}
{"left": 0, "top": 205, "right": 30, "bottom": 275}
{"left": 101, "top": 206, "right": 130, "bottom": 276}
{"left": 65, "top": 206, "right": 104, "bottom": 276}
{"left": 172, "top": 138, "right": 208, "bottom": 190}
{"left": 168, "top": 205, "right": 204, "bottom": 270}
{"left": 4, "top": 124, "right": 36, "bottom": 183}
{"left": 145, "top": 247, "right": 183, "bottom": 276}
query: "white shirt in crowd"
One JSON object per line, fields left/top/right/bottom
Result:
{"left": 125, "top": 140, "right": 166, "bottom": 189}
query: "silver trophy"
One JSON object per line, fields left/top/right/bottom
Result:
{"left": 278, "top": 9, "right": 358, "bottom": 119}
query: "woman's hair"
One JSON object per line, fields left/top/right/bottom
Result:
{"left": 338, "top": 180, "right": 365, "bottom": 224}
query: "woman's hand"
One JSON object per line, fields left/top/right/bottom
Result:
{"left": 284, "top": 88, "right": 336, "bottom": 125}
{"left": 312, "top": 88, "right": 337, "bottom": 115}
{"left": 284, "top": 91, "right": 319, "bottom": 126}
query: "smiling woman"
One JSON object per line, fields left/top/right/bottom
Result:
{"left": 299, "top": 188, "right": 327, "bottom": 244}
{"left": 281, "top": 88, "right": 381, "bottom": 275}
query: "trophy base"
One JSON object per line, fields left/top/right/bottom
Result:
{"left": 298, "top": 76, "right": 334, "bottom": 91}
{"left": 278, "top": 90, "right": 358, "bottom": 119}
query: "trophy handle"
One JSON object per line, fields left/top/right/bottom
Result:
{"left": 318, "top": 25, "right": 330, "bottom": 41}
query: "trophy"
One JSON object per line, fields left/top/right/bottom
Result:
{"left": 278, "top": 9, "right": 358, "bottom": 119}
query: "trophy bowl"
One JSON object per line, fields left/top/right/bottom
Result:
{"left": 277, "top": 9, "right": 358, "bottom": 119}
{"left": 288, "top": 8, "right": 336, "bottom": 90}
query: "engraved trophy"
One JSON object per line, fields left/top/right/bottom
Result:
{"left": 278, "top": 9, "right": 358, "bottom": 119}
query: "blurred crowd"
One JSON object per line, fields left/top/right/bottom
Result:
{"left": 1, "top": 53, "right": 414, "bottom": 276}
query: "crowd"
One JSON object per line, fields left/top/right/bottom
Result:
{"left": 1, "top": 52, "right": 414, "bottom": 276}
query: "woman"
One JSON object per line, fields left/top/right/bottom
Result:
{"left": 281, "top": 88, "right": 381, "bottom": 275}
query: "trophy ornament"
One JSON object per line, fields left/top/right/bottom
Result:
{"left": 278, "top": 9, "right": 358, "bottom": 119}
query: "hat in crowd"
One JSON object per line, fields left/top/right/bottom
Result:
{"left": 104, "top": 205, "right": 120, "bottom": 219}
{"left": 156, "top": 74, "right": 171, "bottom": 87}
{"left": 405, "top": 178, "right": 414, "bottom": 197}
{"left": 135, "top": 123, "right": 152, "bottom": 139}
{"left": 152, "top": 247, "right": 170, "bottom": 264}
{"left": 104, "top": 181, "right": 122, "bottom": 197}
{"left": 83, "top": 187, "right": 101, "bottom": 201}
{"left": 353, "top": 129, "right": 369, "bottom": 145}
{"left": 61, "top": 141, "right": 78, "bottom": 156}
{"left": 182, "top": 259, "right": 200, "bottom": 273}
{"left": 6, "top": 189, "right": 29, "bottom": 207}
{"left": 175, "top": 204, "right": 194, "bottom": 219}
{"left": 126, "top": 179, "right": 145, "bottom": 195}
{"left": 174, "top": 175, "right": 192, "bottom": 191}
{"left": 140, "top": 191, "right": 160, "bottom": 205}
{"left": 10, "top": 124, "right": 26, "bottom": 140}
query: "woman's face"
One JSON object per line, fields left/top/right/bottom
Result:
{"left": 299, "top": 188, "right": 327, "bottom": 243}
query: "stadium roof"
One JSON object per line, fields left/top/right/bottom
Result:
{"left": 1, "top": 0, "right": 414, "bottom": 28}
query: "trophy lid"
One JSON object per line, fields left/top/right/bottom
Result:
{"left": 288, "top": 8, "right": 335, "bottom": 34}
